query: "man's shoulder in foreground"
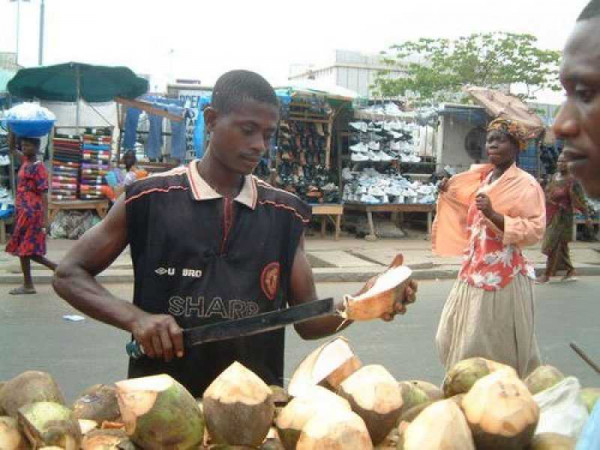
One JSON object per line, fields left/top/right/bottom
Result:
{"left": 253, "top": 177, "right": 312, "bottom": 223}
{"left": 125, "top": 166, "right": 190, "bottom": 203}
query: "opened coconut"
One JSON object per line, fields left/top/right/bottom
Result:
{"left": 17, "top": 401, "right": 81, "bottom": 450}
{"left": 81, "top": 429, "right": 135, "bottom": 450}
{"left": 296, "top": 409, "right": 372, "bottom": 450}
{"left": 529, "top": 432, "right": 575, "bottom": 450}
{"left": 0, "top": 371, "right": 65, "bottom": 417}
{"left": 340, "top": 254, "right": 412, "bottom": 321}
{"left": 73, "top": 384, "right": 120, "bottom": 423}
{"left": 399, "top": 399, "right": 475, "bottom": 450}
{"left": 462, "top": 369, "right": 539, "bottom": 450}
{"left": 337, "top": 364, "right": 403, "bottom": 445}
{"left": 116, "top": 374, "right": 204, "bottom": 450}
{"left": 275, "top": 386, "right": 350, "bottom": 450}
{"left": 78, "top": 419, "right": 98, "bottom": 435}
{"left": 442, "top": 357, "right": 515, "bottom": 397}
{"left": 288, "top": 336, "right": 361, "bottom": 397}
{"left": 269, "top": 385, "right": 289, "bottom": 407}
{"left": 0, "top": 416, "right": 28, "bottom": 450}
{"left": 581, "top": 387, "right": 600, "bottom": 414}
{"left": 203, "top": 361, "right": 274, "bottom": 447}
{"left": 525, "top": 366, "right": 565, "bottom": 395}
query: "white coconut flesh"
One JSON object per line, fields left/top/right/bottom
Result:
{"left": 311, "top": 339, "right": 357, "bottom": 385}
{"left": 205, "top": 361, "right": 271, "bottom": 405}
{"left": 346, "top": 266, "right": 412, "bottom": 303}
{"left": 116, "top": 374, "right": 172, "bottom": 425}
{"left": 341, "top": 365, "right": 402, "bottom": 414}
{"left": 276, "top": 387, "right": 350, "bottom": 430}
{"left": 462, "top": 370, "right": 539, "bottom": 437}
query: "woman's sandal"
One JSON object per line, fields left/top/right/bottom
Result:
{"left": 9, "top": 286, "right": 37, "bottom": 295}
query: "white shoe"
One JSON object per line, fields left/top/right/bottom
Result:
{"left": 360, "top": 194, "right": 380, "bottom": 204}
{"left": 369, "top": 186, "right": 385, "bottom": 197}
{"left": 350, "top": 142, "right": 368, "bottom": 153}
{"left": 368, "top": 151, "right": 381, "bottom": 162}
{"left": 379, "top": 152, "right": 394, "bottom": 162}
{"left": 368, "top": 141, "right": 380, "bottom": 151}
{"left": 349, "top": 122, "right": 367, "bottom": 133}
{"left": 352, "top": 152, "right": 369, "bottom": 162}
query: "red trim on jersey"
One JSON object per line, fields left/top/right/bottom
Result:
{"left": 258, "top": 200, "right": 310, "bottom": 223}
{"left": 125, "top": 186, "right": 189, "bottom": 204}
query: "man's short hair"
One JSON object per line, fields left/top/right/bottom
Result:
{"left": 20, "top": 137, "right": 40, "bottom": 149}
{"left": 212, "top": 70, "right": 279, "bottom": 115}
{"left": 578, "top": 0, "right": 600, "bottom": 21}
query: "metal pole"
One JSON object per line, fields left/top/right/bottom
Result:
{"left": 16, "top": 0, "right": 21, "bottom": 65}
{"left": 38, "top": 0, "right": 45, "bottom": 66}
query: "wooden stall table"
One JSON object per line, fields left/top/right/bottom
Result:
{"left": 48, "top": 199, "right": 110, "bottom": 224}
{"left": 312, "top": 204, "right": 344, "bottom": 240}
{"left": 343, "top": 203, "right": 435, "bottom": 241}
{"left": 573, "top": 217, "right": 600, "bottom": 241}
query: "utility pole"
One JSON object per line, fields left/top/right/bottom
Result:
{"left": 9, "top": 0, "right": 31, "bottom": 66}
{"left": 38, "top": 0, "right": 45, "bottom": 65}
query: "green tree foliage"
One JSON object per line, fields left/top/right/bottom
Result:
{"left": 373, "top": 32, "right": 561, "bottom": 103}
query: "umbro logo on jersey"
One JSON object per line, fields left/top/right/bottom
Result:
{"left": 183, "top": 269, "right": 203, "bottom": 278}
{"left": 155, "top": 267, "right": 175, "bottom": 276}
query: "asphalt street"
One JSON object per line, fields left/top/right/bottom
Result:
{"left": 1, "top": 278, "right": 599, "bottom": 401}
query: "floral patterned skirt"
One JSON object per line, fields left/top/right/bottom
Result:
{"left": 5, "top": 209, "right": 46, "bottom": 257}
{"left": 436, "top": 273, "right": 540, "bottom": 378}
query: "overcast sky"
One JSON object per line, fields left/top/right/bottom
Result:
{"left": 0, "top": 0, "right": 591, "bottom": 102}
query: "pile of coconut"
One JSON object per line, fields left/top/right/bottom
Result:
{"left": 1, "top": 339, "right": 598, "bottom": 449}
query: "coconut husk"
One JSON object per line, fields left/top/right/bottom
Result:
{"left": 287, "top": 337, "right": 361, "bottom": 397}
{"left": 0, "top": 416, "right": 28, "bottom": 450}
{"left": 296, "top": 409, "right": 372, "bottom": 450}
{"left": 580, "top": 387, "right": 600, "bottom": 414}
{"left": 340, "top": 254, "right": 412, "bottom": 321}
{"left": 81, "top": 429, "right": 136, "bottom": 450}
{"left": 72, "top": 384, "right": 120, "bottom": 423}
{"left": 17, "top": 401, "right": 81, "bottom": 450}
{"left": 338, "top": 365, "right": 403, "bottom": 446}
{"left": 398, "top": 399, "right": 475, "bottom": 450}
{"left": 525, "top": 366, "right": 565, "bottom": 395}
{"left": 203, "top": 362, "right": 274, "bottom": 447}
{"left": 275, "top": 386, "right": 350, "bottom": 450}
{"left": 0, "top": 371, "right": 65, "bottom": 418}
{"left": 442, "top": 357, "right": 515, "bottom": 397}
{"left": 529, "top": 432, "right": 575, "bottom": 450}
{"left": 269, "top": 386, "right": 289, "bottom": 407}
{"left": 462, "top": 369, "right": 539, "bottom": 450}
{"left": 116, "top": 374, "right": 204, "bottom": 450}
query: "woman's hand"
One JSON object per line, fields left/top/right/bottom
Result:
{"left": 475, "top": 193, "right": 495, "bottom": 218}
{"left": 438, "top": 177, "right": 450, "bottom": 193}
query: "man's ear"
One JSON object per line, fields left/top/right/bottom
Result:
{"left": 204, "top": 106, "right": 218, "bottom": 133}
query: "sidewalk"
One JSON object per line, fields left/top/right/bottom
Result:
{"left": 1, "top": 234, "right": 599, "bottom": 283}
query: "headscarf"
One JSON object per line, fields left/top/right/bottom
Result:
{"left": 487, "top": 118, "right": 530, "bottom": 151}
{"left": 578, "top": 0, "right": 600, "bottom": 21}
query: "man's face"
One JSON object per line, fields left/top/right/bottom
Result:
{"left": 206, "top": 99, "right": 279, "bottom": 176}
{"left": 554, "top": 18, "right": 600, "bottom": 198}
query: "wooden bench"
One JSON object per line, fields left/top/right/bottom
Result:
{"left": 48, "top": 199, "right": 110, "bottom": 225}
{"left": 343, "top": 203, "right": 435, "bottom": 241}
{"left": 312, "top": 204, "right": 344, "bottom": 240}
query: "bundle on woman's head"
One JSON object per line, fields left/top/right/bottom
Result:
{"left": 578, "top": 0, "right": 600, "bottom": 21}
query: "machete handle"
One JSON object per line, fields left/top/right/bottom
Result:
{"left": 126, "top": 340, "right": 144, "bottom": 359}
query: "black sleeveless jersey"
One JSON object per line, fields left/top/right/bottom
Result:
{"left": 125, "top": 162, "right": 311, "bottom": 397}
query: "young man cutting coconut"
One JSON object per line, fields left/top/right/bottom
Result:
{"left": 53, "top": 70, "right": 417, "bottom": 397}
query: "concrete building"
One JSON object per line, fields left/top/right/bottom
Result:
{"left": 289, "top": 50, "right": 406, "bottom": 98}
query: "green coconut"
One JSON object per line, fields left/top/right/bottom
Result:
{"left": 398, "top": 399, "right": 475, "bottom": 450}
{"left": 116, "top": 374, "right": 204, "bottom": 450}
{"left": 203, "top": 362, "right": 275, "bottom": 447}
{"left": 580, "top": 387, "right": 600, "bottom": 414}
{"left": 0, "top": 416, "right": 28, "bottom": 450}
{"left": 17, "top": 401, "right": 81, "bottom": 450}
{"left": 398, "top": 382, "right": 430, "bottom": 413}
{"left": 275, "top": 386, "right": 350, "bottom": 450}
{"left": 0, "top": 371, "right": 65, "bottom": 418}
{"left": 72, "top": 384, "right": 120, "bottom": 423}
{"left": 442, "top": 358, "right": 515, "bottom": 397}
{"left": 462, "top": 369, "right": 539, "bottom": 450}
{"left": 338, "top": 365, "right": 403, "bottom": 446}
{"left": 529, "top": 433, "right": 575, "bottom": 450}
{"left": 525, "top": 366, "right": 565, "bottom": 395}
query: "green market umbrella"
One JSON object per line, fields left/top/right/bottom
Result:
{"left": 7, "top": 62, "right": 148, "bottom": 103}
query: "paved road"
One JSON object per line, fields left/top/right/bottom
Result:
{"left": 1, "top": 278, "right": 598, "bottom": 401}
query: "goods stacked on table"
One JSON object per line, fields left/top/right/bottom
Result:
{"left": 79, "top": 130, "right": 111, "bottom": 200}
{"left": 274, "top": 97, "right": 340, "bottom": 204}
{"left": 342, "top": 167, "right": 438, "bottom": 205}
{"left": 51, "top": 135, "right": 81, "bottom": 202}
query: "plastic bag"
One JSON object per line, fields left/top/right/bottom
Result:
{"left": 577, "top": 401, "right": 600, "bottom": 450}
{"left": 534, "top": 376, "right": 589, "bottom": 439}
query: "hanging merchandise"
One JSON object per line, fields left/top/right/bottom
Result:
{"left": 79, "top": 129, "right": 111, "bottom": 200}
{"left": 51, "top": 134, "right": 81, "bottom": 202}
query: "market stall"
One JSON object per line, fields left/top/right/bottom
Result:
{"left": 341, "top": 102, "right": 439, "bottom": 240}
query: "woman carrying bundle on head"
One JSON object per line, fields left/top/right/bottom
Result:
{"left": 433, "top": 119, "right": 545, "bottom": 377}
